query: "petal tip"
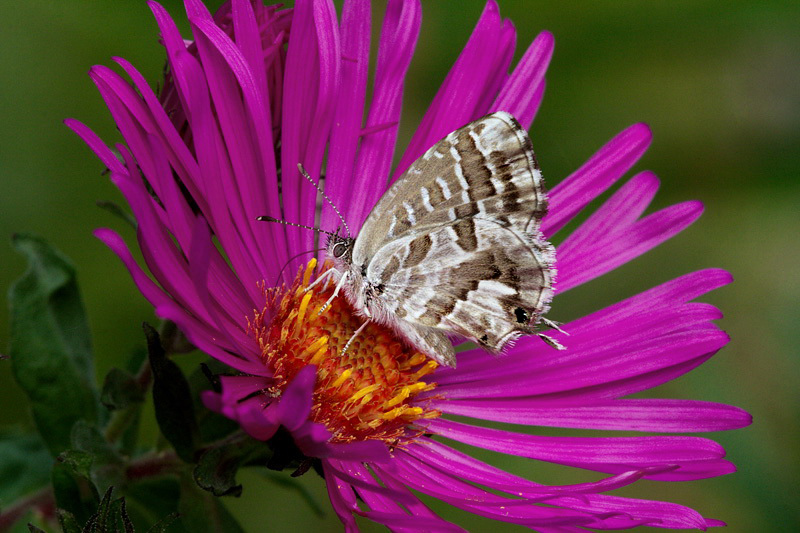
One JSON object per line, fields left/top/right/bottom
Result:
{"left": 630, "top": 122, "right": 653, "bottom": 143}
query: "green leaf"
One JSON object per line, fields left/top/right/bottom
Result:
{"left": 26, "top": 524, "right": 46, "bottom": 533}
{"left": 0, "top": 430, "right": 53, "bottom": 502}
{"left": 115, "top": 498, "right": 136, "bottom": 533}
{"left": 124, "top": 479, "right": 184, "bottom": 532}
{"left": 144, "top": 323, "right": 199, "bottom": 463}
{"left": 70, "top": 421, "right": 125, "bottom": 491}
{"left": 52, "top": 457, "right": 98, "bottom": 526}
{"left": 82, "top": 486, "right": 114, "bottom": 533}
{"left": 101, "top": 368, "right": 145, "bottom": 411}
{"left": 9, "top": 234, "right": 98, "bottom": 456}
{"left": 260, "top": 471, "right": 326, "bottom": 518}
{"left": 178, "top": 474, "right": 244, "bottom": 533}
{"left": 144, "top": 512, "right": 179, "bottom": 533}
{"left": 188, "top": 360, "right": 239, "bottom": 444}
{"left": 193, "top": 434, "right": 271, "bottom": 498}
{"left": 57, "top": 450, "right": 94, "bottom": 479}
{"left": 57, "top": 508, "right": 82, "bottom": 533}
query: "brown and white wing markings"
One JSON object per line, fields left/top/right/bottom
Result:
{"left": 367, "top": 217, "right": 554, "bottom": 353}
{"left": 347, "top": 111, "right": 555, "bottom": 363}
{"left": 352, "top": 111, "right": 547, "bottom": 265}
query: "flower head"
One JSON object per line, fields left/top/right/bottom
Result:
{"left": 69, "top": 0, "right": 751, "bottom": 530}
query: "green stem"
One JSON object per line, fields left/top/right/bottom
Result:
{"left": 103, "top": 355, "right": 152, "bottom": 444}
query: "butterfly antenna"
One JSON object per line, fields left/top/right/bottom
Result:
{"left": 272, "top": 247, "right": 323, "bottom": 286}
{"left": 256, "top": 215, "right": 339, "bottom": 238}
{"left": 297, "top": 163, "right": 351, "bottom": 237}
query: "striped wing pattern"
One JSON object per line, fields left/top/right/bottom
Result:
{"left": 352, "top": 112, "right": 555, "bottom": 364}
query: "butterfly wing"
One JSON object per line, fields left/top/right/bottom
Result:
{"left": 350, "top": 111, "right": 555, "bottom": 364}
{"left": 352, "top": 111, "right": 547, "bottom": 263}
{"left": 366, "top": 217, "right": 554, "bottom": 354}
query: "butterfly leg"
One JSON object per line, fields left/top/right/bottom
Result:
{"left": 537, "top": 333, "right": 566, "bottom": 351}
{"left": 541, "top": 317, "right": 569, "bottom": 335}
{"left": 305, "top": 266, "right": 336, "bottom": 292}
{"left": 318, "top": 270, "right": 348, "bottom": 315}
{"left": 341, "top": 320, "right": 370, "bottom": 356}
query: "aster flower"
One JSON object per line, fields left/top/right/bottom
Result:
{"left": 67, "top": 0, "right": 751, "bottom": 530}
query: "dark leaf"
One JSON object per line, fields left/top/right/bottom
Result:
{"left": 57, "top": 450, "right": 94, "bottom": 479}
{"left": 101, "top": 368, "right": 145, "bottom": 411}
{"left": 96, "top": 200, "right": 137, "bottom": 229}
{"left": 52, "top": 458, "right": 98, "bottom": 526}
{"left": 9, "top": 234, "right": 99, "bottom": 455}
{"left": 193, "top": 434, "right": 272, "bottom": 498}
{"left": 157, "top": 321, "right": 194, "bottom": 355}
{"left": 144, "top": 512, "right": 179, "bottom": 533}
{"left": 144, "top": 323, "right": 199, "bottom": 462}
{"left": 117, "top": 498, "right": 136, "bottom": 533}
{"left": 178, "top": 474, "right": 244, "bottom": 533}
{"left": 26, "top": 524, "right": 46, "bottom": 532}
{"left": 70, "top": 421, "right": 125, "bottom": 490}
{"left": 124, "top": 479, "right": 184, "bottom": 533}
{"left": 81, "top": 486, "right": 114, "bottom": 533}
{"left": 0, "top": 430, "right": 53, "bottom": 502}
{"left": 188, "top": 360, "right": 238, "bottom": 444}
{"left": 57, "top": 509, "right": 83, "bottom": 533}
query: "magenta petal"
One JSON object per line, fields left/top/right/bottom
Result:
{"left": 393, "top": 0, "right": 506, "bottom": 179}
{"left": 424, "top": 418, "right": 732, "bottom": 481}
{"left": 344, "top": 0, "right": 422, "bottom": 231}
{"left": 64, "top": 119, "right": 126, "bottom": 175}
{"left": 543, "top": 123, "right": 653, "bottom": 236}
{"left": 322, "top": 462, "right": 360, "bottom": 532}
{"left": 403, "top": 440, "right": 672, "bottom": 496}
{"left": 75, "top": 3, "right": 749, "bottom": 530}
{"left": 434, "top": 327, "right": 729, "bottom": 401}
{"left": 321, "top": 0, "right": 371, "bottom": 234}
{"left": 557, "top": 171, "right": 659, "bottom": 258}
{"left": 557, "top": 200, "right": 704, "bottom": 292}
{"left": 491, "top": 30, "right": 554, "bottom": 129}
{"left": 280, "top": 0, "right": 340, "bottom": 259}
{"left": 325, "top": 460, "right": 417, "bottom": 505}
{"left": 434, "top": 268, "right": 732, "bottom": 388}
{"left": 276, "top": 365, "right": 316, "bottom": 430}
{"left": 185, "top": 3, "right": 287, "bottom": 280}
{"left": 435, "top": 398, "right": 752, "bottom": 432}
{"left": 329, "top": 460, "right": 449, "bottom": 529}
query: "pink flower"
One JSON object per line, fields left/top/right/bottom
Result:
{"left": 68, "top": 0, "right": 750, "bottom": 530}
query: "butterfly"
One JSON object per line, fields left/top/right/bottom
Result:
{"left": 265, "top": 112, "right": 562, "bottom": 367}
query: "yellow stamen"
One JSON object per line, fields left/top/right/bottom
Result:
{"left": 294, "top": 291, "right": 314, "bottom": 336}
{"left": 302, "top": 257, "right": 316, "bottom": 287}
{"left": 300, "top": 336, "right": 328, "bottom": 361}
{"left": 412, "top": 360, "right": 439, "bottom": 381}
{"left": 349, "top": 383, "right": 381, "bottom": 403}
{"left": 309, "top": 339, "right": 329, "bottom": 365}
{"left": 331, "top": 368, "right": 353, "bottom": 388}
{"left": 250, "top": 260, "right": 441, "bottom": 444}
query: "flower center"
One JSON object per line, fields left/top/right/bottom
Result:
{"left": 250, "top": 259, "right": 441, "bottom": 444}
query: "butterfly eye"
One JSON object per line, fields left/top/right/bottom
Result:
{"left": 332, "top": 242, "right": 347, "bottom": 258}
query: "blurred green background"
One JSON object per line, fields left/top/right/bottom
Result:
{"left": 1, "top": 0, "right": 798, "bottom": 531}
